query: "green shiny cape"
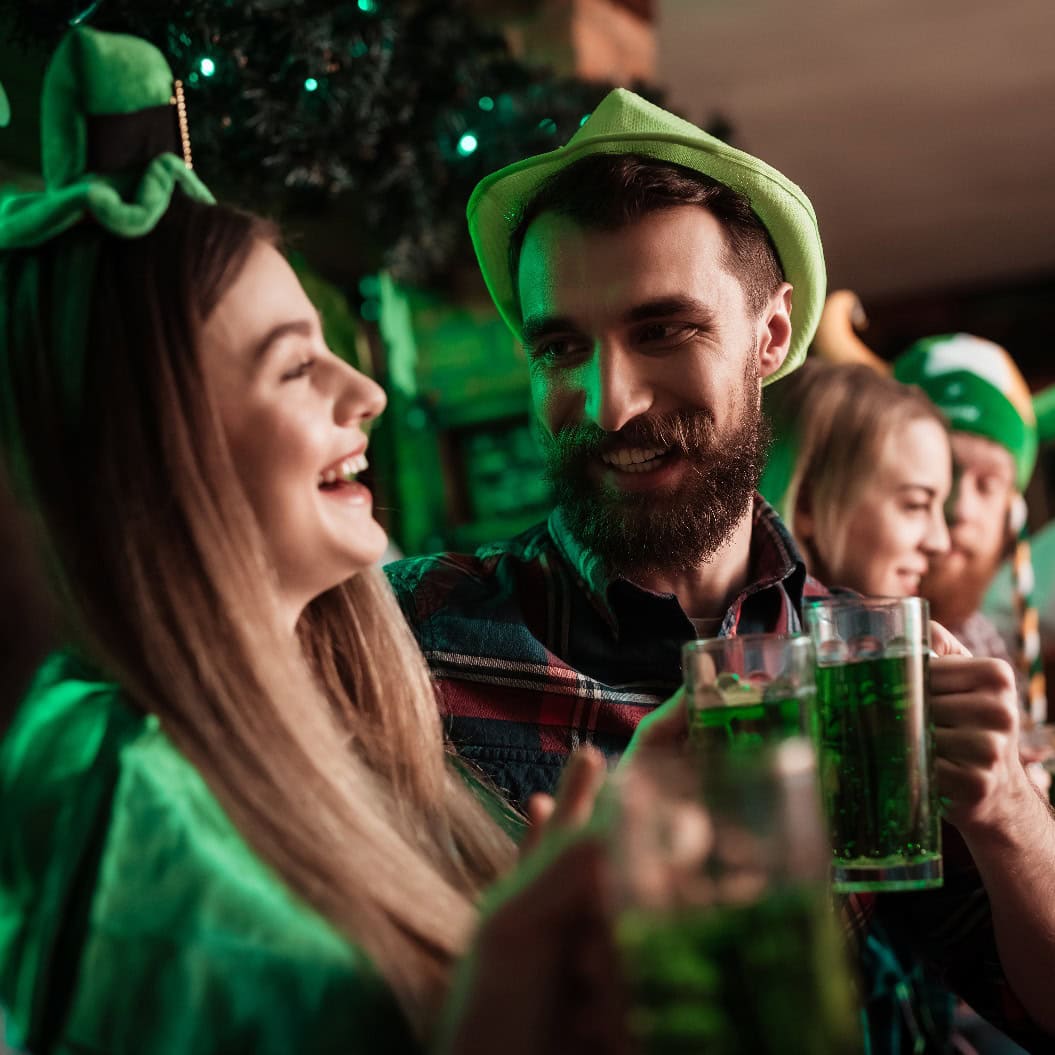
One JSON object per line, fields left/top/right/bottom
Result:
{"left": 0, "top": 655, "right": 418, "bottom": 1054}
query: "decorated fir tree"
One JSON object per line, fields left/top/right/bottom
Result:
{"left": 1, "top": 0, "right": 669, "bottom": 286}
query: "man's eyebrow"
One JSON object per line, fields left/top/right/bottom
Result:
{"left": 622, "top": 296, "right": 717, "bottom": 327}
{"left": 520, "top": 297, "right": 716, "bottom": 345}
{"left": 251, "top": 313, "right": 322, "bottom": 365}
{"left": 521, "top": 314, "right": 580, "bottom": 346}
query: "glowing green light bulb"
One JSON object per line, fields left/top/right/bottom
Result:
{"left": 457, "top": 133, "right": 479, "bottom": 157}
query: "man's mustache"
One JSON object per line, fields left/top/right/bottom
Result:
{"left": 545, "top": 411, "right": 714, "bottom": 468}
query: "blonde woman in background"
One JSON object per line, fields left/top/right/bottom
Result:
{"left": 761, "top": 358, "right": 952, "bottom": 598}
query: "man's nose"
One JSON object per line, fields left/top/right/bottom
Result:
{"left": 582, "top": 344, "right": 652, "bottom": 433}
{"left": 946, "top": 473, "right": 975, "bottom": 526}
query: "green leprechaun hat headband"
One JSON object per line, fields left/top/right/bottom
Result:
{"left": 467, "top": 88, "right": 826, "bottom": 386}
{"left": 0, "top": 25, "right": 214, "bottom": 250}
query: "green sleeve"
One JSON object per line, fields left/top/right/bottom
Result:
{"left": 1, "top": 657, "right": 420, "bottom": 1055}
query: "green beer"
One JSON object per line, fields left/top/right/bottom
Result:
{"left": 617, "top": 885, "right": 860, "bottom": 1055}
{"left": 689, "top": 690, "right": 813, "bottom": 752}
{"left": 816, "top": 653, "right": 941, "bottom": 889}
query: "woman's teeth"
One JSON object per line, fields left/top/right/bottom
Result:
{"left": 318, "top": 453, "right": 368, "bottom": 486}
{"left": 599, "top": 446, "right": 668, "bottom": 473}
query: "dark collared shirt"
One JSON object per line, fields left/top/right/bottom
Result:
{"left": 387, "top": 496, "right": 1055, "bottom": 1053}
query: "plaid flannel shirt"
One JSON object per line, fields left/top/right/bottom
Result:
{"left": 387, "top": 498, "right": 819, "bottom": 806}
{"left": 387, "top": 496, "right": 1054, "bottom": 1054}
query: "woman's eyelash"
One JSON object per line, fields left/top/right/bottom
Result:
{"left": 281, "top": 358, "right": 315, "bottom": 381}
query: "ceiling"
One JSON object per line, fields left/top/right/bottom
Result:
{"left": 656, "top": 0, "right": 1055, "bottom": 301}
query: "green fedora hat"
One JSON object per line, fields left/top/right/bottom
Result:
{"left": 467, "top": 88, "right": 826, "bottom": 385}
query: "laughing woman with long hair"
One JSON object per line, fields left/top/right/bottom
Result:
{"left": 0, "top": 28, "right": 620, "bottom": 1055}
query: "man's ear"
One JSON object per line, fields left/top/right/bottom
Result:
{"left": 757, "top": 283, "right": 794, "bottom": 381}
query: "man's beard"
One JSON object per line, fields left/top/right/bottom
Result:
{"left": 921, "top": 545, "right": 1005, "bottom": 629}
{"left": 541, "top": 364, "right": 770, "bottom": 576}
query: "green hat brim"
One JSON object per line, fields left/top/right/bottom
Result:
{"left": 0, "top": 154, "right": 214, "bottom": 249}
{"left": 467, "top": 89, "right": 826, "bottom": 386}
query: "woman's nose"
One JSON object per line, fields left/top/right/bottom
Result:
{"left": 922, "top": 503, "right": 951, "bottom": 556}
{"left": 334, "top": 359, "right": 386, "bottom": 426}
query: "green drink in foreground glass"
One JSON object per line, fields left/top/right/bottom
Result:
{"left": 806, "top": 597, "right": 942, "bottom": 893}
{"left": 618, "top": 886, "right": 859, "bottom": 1055}
{"left": 683, "top": 634, "right": 816, "bottom": 754}
{"left": 610, "top": 743, "right": 861, "bottom": 1055}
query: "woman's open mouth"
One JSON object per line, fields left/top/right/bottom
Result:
{"left": 317, "top": 453, "right": 368, "bottom": 491}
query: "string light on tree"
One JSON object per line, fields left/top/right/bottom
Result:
{"left": 2, "top": 0, "right": 674, "bottom": 286}
{"left": 358, "top": 275, "right": 381, "bottom": 298}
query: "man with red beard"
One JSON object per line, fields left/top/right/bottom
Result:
{"left": 387, "top": 91, "right": 1055, "bottom": 1050}
{"left": 895, "top": 335, "right": 1044, "bottom": 717}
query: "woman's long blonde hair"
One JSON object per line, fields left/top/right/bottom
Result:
{"left": 765, "top": 359, "right": 948, "bottom": 583}
{"left": 0, "top": 193, "right": 515, "bottom": 1036}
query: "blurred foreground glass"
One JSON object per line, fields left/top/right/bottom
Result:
{"left": 609, "top": 744, "right": 861, "bottom": 1055}
{"left": 682, "top": 634, "right": 816, "bottom": 753}
{"left": 805, "top": 597, "right": 941, "bottom": 892}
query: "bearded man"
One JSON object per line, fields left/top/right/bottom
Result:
{"left": 387, "top": 90, "right": 1055, "bottom": 1053}
{"left": 388, "top": 91, "right": 822, "bottom": 809}
{"left": 895, "top": 335, "right": 1044, "bottom": 716}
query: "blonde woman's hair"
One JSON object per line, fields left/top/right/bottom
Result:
{"left": 765, "top": 359, "right": 948, "bottom": 584}
{"left": 0, "top": 193, "right": 515, "bottom": 1037}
